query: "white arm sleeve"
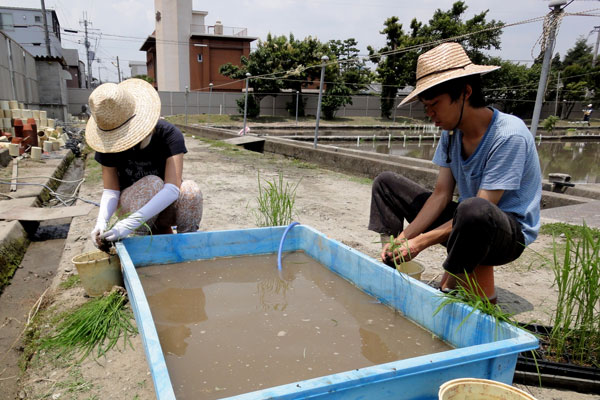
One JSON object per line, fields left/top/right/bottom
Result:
{"left": 100, "top": 183, "right": 180, "bottom": 242}
{"left": 95, "top": 189, "right": 120, "bottom": 230}
{"left": 136, "top": 183, "right": 180, "bottom": 222}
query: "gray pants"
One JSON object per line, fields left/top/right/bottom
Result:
{"left": 368, "top": 172, "right": 525, "bottom": 274}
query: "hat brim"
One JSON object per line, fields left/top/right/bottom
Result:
{"left": 85, "top": 79, "right": 161, "bottom": 153}
{"left": 398, "top": 64, "right": 500, "bottom": 107}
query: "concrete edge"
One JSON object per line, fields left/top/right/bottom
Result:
{"left": 177, "top": 124, "right": 594, "bottom": 210}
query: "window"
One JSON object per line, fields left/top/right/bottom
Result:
{"left": 35, "top": 16, "right": 41, "bottom": 23}
{"left": 197, "top": 54, "right": 203, "bottom": 63}
{"left": 0, "top": 13, "right": 14, "bottom": 30}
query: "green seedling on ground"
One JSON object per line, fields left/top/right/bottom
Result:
{"left": 41, "top": 288, "right": 137, "bottom": 362}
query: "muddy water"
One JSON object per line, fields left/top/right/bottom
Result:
{"left": 138, "top": 252, "right": 452, "bottom": 399}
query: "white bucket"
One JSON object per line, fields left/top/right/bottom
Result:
{"left": 396, "top": 260, "right": 425, "bottom": 280}
{"left": 31, "top": 146, "right": 42, "bottom": 160}
{"left": 72, "top": 250, "right": 124, "bottom": 297}
{"left": 439, "top": 378, "right": 538, "bottom": 400}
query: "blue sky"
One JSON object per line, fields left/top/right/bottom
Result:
{"left": 2, "top": 0, "right": 599, "bottom": 83}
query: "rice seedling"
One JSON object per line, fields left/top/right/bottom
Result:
{"left": 433, "top": 272, "right": 514, "bottom": 330}
{"left": 381, "top": 235, "right": 412, "bottom": 270}
{"left": 547, "top": 224, "right": 600, "bottom": 367}
{"left": 41, "top": 288, "right": 137, "bottom": 361}
{"left": 251, "top": 171, "right": 301, "bottom": 227}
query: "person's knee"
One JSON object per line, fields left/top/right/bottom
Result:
{"left": 455, "top": 197, "right": 494, "bottom": 226}
{"left": 372, "top": 171, "right": 396, "bottom": 194}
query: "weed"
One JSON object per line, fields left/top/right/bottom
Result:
{"left": 84, "top": 151, "right": 103, "bottom": 184}
{"left": 251, "top": 171, "right": 301, "bottom": 227}
{"left": 59, "top": 274, "right": 81, "bottom": 290}
{"left": 540, "top": 222, "right": 600, "bottom": 241}
{"left": 291, "top": 159, "right": 317, "bottom": 169}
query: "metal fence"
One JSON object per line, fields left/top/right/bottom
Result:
{"left": 67, "top": 87, "right": 584, "bottom": 122}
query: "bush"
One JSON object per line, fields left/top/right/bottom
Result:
{"left": 235, "top": 94, "right": 261, "bottom": 118}
{"left": 542, "top": 115, "right": 559, "bottom": 133}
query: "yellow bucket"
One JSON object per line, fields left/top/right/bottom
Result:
{"left": 396, "top": 260, "right": 425, "bottom": 280}
{"left": 439, "top": 378, "right": 538, "bottom": 400}
{"left": 72, "top": 250, "right": 124, "bottom": 297}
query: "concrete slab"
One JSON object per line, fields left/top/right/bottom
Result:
{"left": 0, "top": 203, "right": 93, "bottom": 221}
{"left": 541, "top": 200, "right": 600, "bottom": 228}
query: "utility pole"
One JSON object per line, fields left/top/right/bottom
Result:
{"left": 313, "top": 55, "right": 329, "bottom": 148}
{"left": 554, "top": 71, "right": 561, "bottom": 116}
{"left": 40, "top": 0, "right": 51, "bottom": 57}
{"left": 530, "top": 0, "right": 567, "bottom": 137}
{"left": 116, "top": 56, "right": 122, "bottom": 82}
{"left": 593, "top": 26, "right": 600, "bottom": 68}
{"left": 82, "top": 13, "right": 92, "bottom": 88}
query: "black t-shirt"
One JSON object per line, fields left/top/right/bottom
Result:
{"left": 94, "top": 120, "right": 187, "bottom": 190}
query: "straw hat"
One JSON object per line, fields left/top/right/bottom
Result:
{"left": 85, "top": 78, "right": 160, "bottom": 153}
{"left": 399, "top": 42, "right": 500, "bottom": 106}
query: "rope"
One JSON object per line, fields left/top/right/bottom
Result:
{"left": 531, "top": 8, "right": 565, "bottom": 60}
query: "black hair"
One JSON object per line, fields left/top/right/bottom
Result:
{"left": 419, "top": 74, "right": 486, "bottom": 108}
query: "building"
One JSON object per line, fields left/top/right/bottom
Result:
{"left": 0, "top": 6, "right": 79, "bottom": 119}
{"left": 141, "top": 0, "right": 256, "bottom": 92}
{"left": 0, "top": 6, "right": 62, "bottom": 58}
{"left": 129, "top": 60, "right": 148, "bottom": 78}
{"left": 63, "top": 48, "right": 85, "bottom": 89}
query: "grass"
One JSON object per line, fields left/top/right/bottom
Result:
{"left": 41, "top": 288, "right": 137, "bottom": 361}
{"left": 251, "top": 171, "right": 301, "bottom": 227}
{"left": 59, "top": 274, "right": 81, "bottom": 290}
{"left": 83, "top": 148, "right": 103, "bottom": 184}
{"left": 540, "top": 222, "right": 600, "bottom": 241}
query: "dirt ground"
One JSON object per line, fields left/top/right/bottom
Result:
{"left": 17, "top": 135, "right": 600, "bottom": 400}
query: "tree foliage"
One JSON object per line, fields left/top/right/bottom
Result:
{"left": 368, "top": 1, "right": 504, "bottom": 118}
{"left": 219, "top": 34, "right": 371, "bottom": 118}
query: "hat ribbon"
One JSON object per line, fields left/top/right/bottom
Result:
{"left": 417, "top": 62, "right": 472, "bottom": 83}
{"left": 98, "top": 114, "right": 137, "bottom": 132}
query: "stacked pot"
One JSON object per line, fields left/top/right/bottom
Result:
{"left": 0, "top": 100, "right": 64, "bottom": 159}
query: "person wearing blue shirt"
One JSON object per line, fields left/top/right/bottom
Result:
{"left": 368, "top": 43, "right": 542, "bottom": 303}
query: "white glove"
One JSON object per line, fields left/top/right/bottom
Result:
{"left": 91, "top": 189, "right": 120, "bottom": 248}
{"left": 100, "top": 183, "right": 180, "bottom": 242}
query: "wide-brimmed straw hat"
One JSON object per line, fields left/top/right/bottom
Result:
{"left": 85, "top": 78, "right": 160, "bottom": 153}
{"left": 399, "top": 42, "right": 500, "bottom": 106}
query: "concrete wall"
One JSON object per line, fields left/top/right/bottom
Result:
{"left": 36, "top": 60, "right": 67, "bottom": 120}
{"left": 155, "top": 0, "right": 192, "bottom": 91}
{"left": 176, "top": 124, "right": 595, "bottom": 210}
{"left": 0, "top": 30, "right": 39, "bottom": 104}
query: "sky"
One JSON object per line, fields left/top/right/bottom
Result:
{"left": 1, "top": 0, "right": 599, "bottom": 83}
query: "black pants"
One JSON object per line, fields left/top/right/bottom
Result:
{"left": 368, "top": 172, "right": 525, "bottom": 274}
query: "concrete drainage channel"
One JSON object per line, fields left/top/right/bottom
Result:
{"left": 0, "top": 151, "right": 85, "bottom": 398}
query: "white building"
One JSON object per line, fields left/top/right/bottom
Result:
{"left": 0, "top": 6, "right": 63, "bottom": 58}
{"left": 129, "top": 61, "right": 148, "bottom": 78}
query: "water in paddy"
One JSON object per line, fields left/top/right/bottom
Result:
{"left": 335, "top": 141, "right": 600, "bottom": 184}
{"left": 137, "top": 251, "right": 452, "bottom": 399}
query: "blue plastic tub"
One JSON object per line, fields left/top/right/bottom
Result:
{"left": 116, "top": 225, "right": 538, "bottom": 400}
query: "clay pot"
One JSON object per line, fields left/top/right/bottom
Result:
{"left": 23, "top": 124, "right": 37, "bottom": 147}
{"left": 13, "top": 119, "right": 23, "bottom": 138}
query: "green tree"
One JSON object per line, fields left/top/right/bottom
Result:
{"left": 368, "top": 1, "right": 503, "bottom": 118}
{"left": 483, "top": 58, "right": 539, "bottom": 118}
{"left": 555, "top": 37, "right": 599, "bottom": 118}
{"left": 220, "top": 33, "right": 329, "bottom": 116}
{"left": 321, "top": 39, "right": 374, "bottom": 119}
